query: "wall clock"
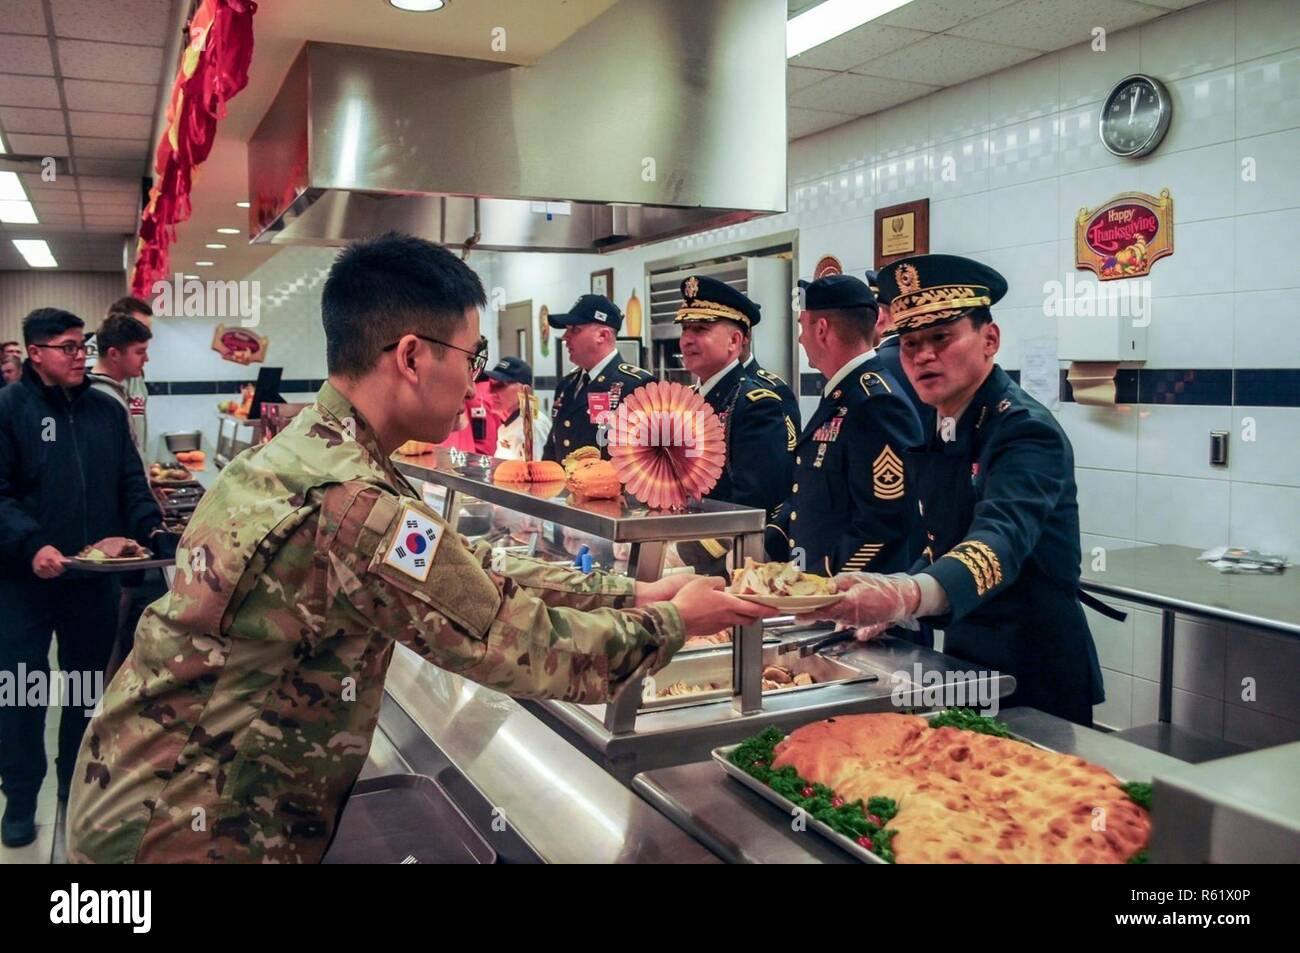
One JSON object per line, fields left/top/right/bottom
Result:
{"left": 1099, "top": 74, "right": 1172, "bottom": 158}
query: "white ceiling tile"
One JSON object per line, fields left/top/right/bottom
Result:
{"left": 72, "top": 136, "right": 149, "bottom": 159}
{"left": 22, "top": 172, "right": 76, "bottom": 190}
{"left": 63, "top": 79, "right": 157, "bottom": 115}
{"left": 855, "top": 34, "right": 1040, "bottom": 87}
{"left": 0, "top": 35, "right": 56, "bottom": 75}
{"left": 879, "top": 0, "right": 1022, "bottom": 32}
{"left": 788, "top": 106, "right": 857, "bottom": 140}
{"left": 51, "top": 0, "right": 171, "bottom": 46}
{"left": 0, "top": 106, "right": 67, "bottom": 134}
{"left": 32, "top": 201, "right": 83, "bottom": 216}
{"left": 3, "top": 0, "right": 48, "bottom": 35}
{"left": 790, "top": 72, "right": 940, "bottom": 115}
{"left": 27, "top": 185, "right": 80, "bottom": 202}
{"left": 1137, "top": 0, "right": 1207, "bottom": 8}
{"left": 0, "top": 76, "right": 62, "bottom": 109}
{"left": 83, "top": 209, "right": 136, "bottom": 222}
{"left": 57, "top": 38, "right": 166, "bottom": 85}
{"left": 81, "top": 221, "right": 133, "bottom": 232}
{"left": 73, "top": 175, "right": 138, "bottom": 193}
{"left": 948, "top": 0, "right": 1158, "bottom": 52}
{"left": 790, "top": 24, "right": 933, "bottom": 71}
{"left": 789, "top": 66, "right": 838, "bottom": 94}
{"left": 4, "top": 133, "right": 70, "bottom": 156}
{"left": 74, "top": 157, "right": 146, "bottom": 177}
{"left": 68, "top": 111, "right": 152, "bottom": 138}
{"left": 80, "top": 190, "right": 139, "bottom": 208}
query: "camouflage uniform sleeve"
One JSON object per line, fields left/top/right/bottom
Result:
{"left": 466, "top": 542, "right": 637, "bottom": 612}
{"left": 324, "top": 484, "right": 684, "bottom": 703}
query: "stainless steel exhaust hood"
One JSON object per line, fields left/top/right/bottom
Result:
{"left": 247, "top": 0, "right": 787, "bottom": 253}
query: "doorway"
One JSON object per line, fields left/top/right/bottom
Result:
{"left": 498, "top": 300, "right": 532, "bottom": 363}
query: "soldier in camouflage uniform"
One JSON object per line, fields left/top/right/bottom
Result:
{"left": 68, "top": 233, "right": 765, "bottom": 863}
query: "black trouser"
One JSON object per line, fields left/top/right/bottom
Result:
{"left": 0, "top": 574, "right": 119, "bottom": 811}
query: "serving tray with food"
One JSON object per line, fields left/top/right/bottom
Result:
{"left": 149, "top": 461, "right": 198, "bottom": 485}
{"left": 715, "top": 710, "right": 1152, "bottom": 864}
{"left": 637, "top": 643, "right": 877, "bottom": 712}
{"left": 69, "top": 541, "right": 172, "bottom": 572}
{"left": 729, "top": 558, "right": 843, "bottom": 611}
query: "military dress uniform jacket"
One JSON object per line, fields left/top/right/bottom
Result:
{"left": 677, "top": 363, "right": 794, "bottom": 575}
{"left": 765, "top": 356, "right": 922, "bottom": 577}
{"left": 542, "top": 359, "right": 654, "bottom": 461}
{"left": 67, "top": 383, "right": 684, "bottom": 864}
{"left": 698, "top": 362, "right": 793, "bottom": 515}
{"left": 910, "top": 365, "right": 1105, "bottom": 725}
{"left": 744, "top": 355, "right": 801, "bottom": 444}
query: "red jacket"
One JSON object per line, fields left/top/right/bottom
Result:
{"left": 438, "top": 381, "right": 498, "bottom": 454}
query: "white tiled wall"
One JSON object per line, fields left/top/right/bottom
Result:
{"left": 140, "top": 246, "right": 340, "bottom": 457}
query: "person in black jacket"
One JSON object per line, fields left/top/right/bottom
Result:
{"left": 0, "top": 308, "right": 164, "bottom": 848}
{"left": 673, "top": 276, "right": 794, "bottom": 576}
{"left": 806, "top": 256, "right": 1105, "bottom": 726}
{"left": 766, "top": 275, "right": 922, "bottom": 578}
{"left": 541, "top": 295, "right": 655, "bottom": 463}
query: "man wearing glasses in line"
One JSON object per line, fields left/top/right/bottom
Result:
{"left": 0, "top": 308, "right": 165, "bottom": 848}
{"left": 67, "top": 232, "right": 765, "bottom": 864}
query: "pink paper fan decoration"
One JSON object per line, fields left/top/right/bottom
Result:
{"left": 606, "top": 381, "right": 725, "bottom": 510}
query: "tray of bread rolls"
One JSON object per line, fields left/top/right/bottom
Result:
{"left": 714, "top": 710, "right": 1152, "bottom": 864}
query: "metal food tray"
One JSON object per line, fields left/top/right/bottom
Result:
{"left": 321, "top": 774, "right": 497, "bottom": 864}
{"left": 642, "top": 644, "right": 878, "bottom": 712}
{"left": 712, "top": 712, "right": 1060, "bottom": 865}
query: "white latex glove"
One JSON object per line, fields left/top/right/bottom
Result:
{"left": 800, "top": 572, "right": 922, "bottom": 629}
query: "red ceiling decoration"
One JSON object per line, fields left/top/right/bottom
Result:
{"left": 130, "top": 0, "right": 258, "bottom": 297}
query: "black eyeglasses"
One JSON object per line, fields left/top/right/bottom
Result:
{"left": 33, "top": 342, "right": 96, "bottom": 358}
{"left": 383, "top": 334, "right": 488, "bottom": 377}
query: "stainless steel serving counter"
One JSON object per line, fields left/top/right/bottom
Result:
{"left": 525, "top": 633, "right": 1015, "bottom": 780}
{"left": 1081, "top": 543, "right": 1300, "bottom": 636}
{"left": 1081, "top": 543, "right": 1298, "bottom": 738}
{"left": 382, "top": 644, "right": 721, "bottom": 863}
{"left": 631, "top": 707, "right": 1190, "bottom": 864}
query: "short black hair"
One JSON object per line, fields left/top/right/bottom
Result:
{"left": 1, "top": 340, "right": 18, "bottom": 348}
{"left": 966, "top": 307, "right": 994, "bottom": 328}
{"left": 322, "top": 231, "right": 487, "bottom": 376}
{"left": 108, "top": 295, "right": 153, "bottom": 318}
{"left": 819, "top": 306, "right": 878, "bottom": 345}
{"left": 98, "top": 313, "right": 153, "bottom": 353}
{"left": 22, "top": 308, "right": 84, "bottom": 346}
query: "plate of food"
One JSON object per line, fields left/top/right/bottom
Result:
{"left": 728, "top": 558, "right": 843, "bottom": 611}
{"left": 149, "top": 462, "right": 194, "bottom": 484}
{"left": 69, "top": 540, "right": 161, "bottom": 571}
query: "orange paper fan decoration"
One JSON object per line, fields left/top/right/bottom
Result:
{"left": 606, "top": 380, "right": 726, "bottom": 510}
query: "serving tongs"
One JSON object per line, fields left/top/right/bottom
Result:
{"left": 775, "top": 623, "right": 856, "bottom": 658}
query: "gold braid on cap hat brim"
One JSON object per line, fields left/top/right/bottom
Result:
{"left": 892, "top": 285, "right": 992, "bottom": 332}
{"left": 675, "top": 301, "right": 753, "bottom": 328}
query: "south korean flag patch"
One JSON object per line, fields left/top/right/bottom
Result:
{"left": 383, "top": 504, "right": 444, "bottom": 583}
